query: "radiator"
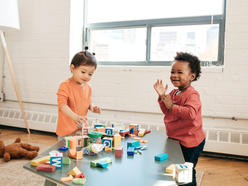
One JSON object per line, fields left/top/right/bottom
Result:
{"left": 0, "top": 108, "right": 247, "bottom": 156}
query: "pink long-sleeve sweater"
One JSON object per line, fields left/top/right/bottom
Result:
{"left": 158, "top": 86, "right": 206, "bottom": 148}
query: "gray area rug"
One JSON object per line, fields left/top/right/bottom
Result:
{"left": 0, "top": 140, "right": 204, "bottom": 186}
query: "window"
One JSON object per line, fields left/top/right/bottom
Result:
{"left": 84, "top": 0, "right": 226, "bottom": 66}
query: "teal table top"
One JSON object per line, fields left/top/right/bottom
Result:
{"left": 23, "top": 130, "right": 184, "bottom": 186}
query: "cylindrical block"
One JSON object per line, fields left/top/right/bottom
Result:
{"left": 69, "top": 139, "right": 76, "bottom": 150}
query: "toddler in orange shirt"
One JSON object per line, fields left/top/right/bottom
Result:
{"left": 56, "top": 46, "right": 101, "bottom": 141}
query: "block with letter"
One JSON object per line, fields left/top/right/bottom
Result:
{"left": 102, "top": 137, "right": 113, "bottom": 148}
{"left": 175, "top": 164, "right": 193, "bottom": 183}
{"left": 50, "top": 156, "right": 63, "bottom": 169}
{"left": 129, "top": 123, "right": 139, "bottom": 131}
{"left": 105, "top": 127, "right": 114, "bottom": 135}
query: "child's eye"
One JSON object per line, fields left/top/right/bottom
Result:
{"left": 171, "top": 71, "right": 174, "bottom": 73}
{"left": 81, "top": 71, "right": 85, "bottom": 73}
{"left": 89, "top": 74, "right": 92, "bottom": 76}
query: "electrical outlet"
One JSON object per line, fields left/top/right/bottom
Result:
{"left": 0, "top": 93, "right": 5, "bottom": 102}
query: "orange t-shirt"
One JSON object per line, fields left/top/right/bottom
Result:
{"left": 56, "top": 78, "right": 92, "bottom": 137}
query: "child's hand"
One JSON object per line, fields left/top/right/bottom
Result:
{"left": 153, "top": 79, "right": 168, "bottom": 99}
{"left": 163, "top": 95, "right": 174, "bottom": 110}
{"left": 73, "top": 115, "right": 87, "bottom": 126}
{"left": 89, "top": 105, "right": 101, "bottom": 115}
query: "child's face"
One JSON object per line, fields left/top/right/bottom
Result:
{"left": 70, "top": 65, "right": 96, "bottom": 85}
{"left": 170, "top": 60, "right": 196, "bottom": 91}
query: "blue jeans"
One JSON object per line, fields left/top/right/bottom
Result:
{"left": 180, "top": 139, "right": 205, "bottom": 186}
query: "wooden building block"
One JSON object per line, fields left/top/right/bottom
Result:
{"left": 127, "top": 140, "right": 140, "bottom": 148}
{"left": 73, "top": 178, "right": 86, "bottom": 185}
{"left": 127, "top": 147, "right": 135, "bottom": 156}
{"left": 155, "top": 153, "right": 168, "bottom": 161}
{"left": 166, "top": 164, "right": 175, "bottom": 174}
{"left": 63, "top": 157, "right": 71, "bottom": 165}
{"left": 90, "top": 157, "right": 112, "bottom": 167}
{"left": 61, "top": 175, "right": 73, "bottom": 182}
{"left": 68, "top": 167, "right": 81, "bottom": 176}
{"left": 115, "top": 146, "right": 123, "bottom": 157}
{"left": 113, "top": 134, "right": 121, "bottom": 147}
{"left": 36, "top": 164, "right": 56, "bottom": 172}
{"left": 31, "top": 155, "right": 50, "bottom": 166}
{"left": 138, "top": 129, "right": 146, "bottom": 137}
{"left": 97, "top": 161, "right": 109, "bottom": 168}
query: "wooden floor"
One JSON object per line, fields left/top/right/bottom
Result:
{"left": 0, "top": 127, "right": 248, "bottom": 186}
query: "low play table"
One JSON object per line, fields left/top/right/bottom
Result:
{"left": 23, "top": 130, "right": 184, "bottom": 186}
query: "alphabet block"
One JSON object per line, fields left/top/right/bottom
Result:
{"left": 102, "top": 137, "right": 113, "bottom": 148}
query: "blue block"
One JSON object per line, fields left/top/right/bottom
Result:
{"left": 127, "top": 140, "right": 140, "bottom": 148}
{"left": 102, "top": 137, "right": 113, "bottom": 148}
{"left": 94, "top": 124, "right": 103, "bottom": 128}
{"left": 50, "top": 157, "right": 63, "bottom": 169}
{"left": 105, "top": 127, "right": 114, "bottom": 135}
{"left": 127, "top": 147, "right": 135, "bottom": 156}
{"left": 97, "top": 161, "right": 109, "bottom": 168}
{"left": 58, "top": 146, "right": 69, "bottom": 151}
{"left": 155, "top": 153, "right": 168, "bottom": 161}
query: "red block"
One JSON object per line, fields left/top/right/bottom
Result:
{"left": 36, "top": 164, "right": 56, "bottom": 172}
{"left": 115, "top": 146, "right": 123, "bottom": 157}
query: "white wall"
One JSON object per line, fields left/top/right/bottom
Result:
{"left": 0, "top": 0, "right": 248, "bottom": 133}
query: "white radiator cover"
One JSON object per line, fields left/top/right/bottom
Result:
{"left": 0, "top": 108, "right": 248, "bottom": 157}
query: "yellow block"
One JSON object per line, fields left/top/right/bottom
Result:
{"left": 31, "top": 155, "right": 50, "bottom": 166}
{"left": 113, "top": 134, "right": 121, "bottom": 147}
{"left": 166, "top": 164, "right": 175, "bottom": 174}
{"left": 68, "top": 167, "right": 81, "bottom": 176}
{"left": 138, "top": 129, "right": 146, "bottom": 137}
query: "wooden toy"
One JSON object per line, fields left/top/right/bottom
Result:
{"left": 102, "top": 137, "right": 113, "bottom": 148}
{"left": 90, "top": 157, "right": 112, "bottom": 167}
{"left": 58, "top": 146, "right": 69, "bottom": 151}
{"left": 145, "top": 130, "right": 151, "bottom": 134}
{"left": 31, "top": 155, "right": 50, "bottom": 166}
{"left": 129, "top": 134, "right": 136, "bottom": 137}
{"left": 63, "top": 157, "right": 71, "bottom": 165}
{"left": 166, "top": 164, "right": 175, "bottom": 174}
{"left": 68, "top": 139, "right": 83, "bottom": 159}
{"left": 127, "top": 140, "right": 140, "bottom": 148}
{"left": 105, "top": 127, "right": 114, "bottom": 135}
{"left": 129, "top": 123, "right": 139, "bottom": 131}
{"left": 109, "top": 122, "right": 117, "bottom": 128}
{"left": 95, "top": 127, "right": 105, "bottom": 133}
{"left": 50, "top": 156, "right": 63, "bottom": 169}
{"left": 127, "top": 147, "right": 135, "bottom": 155}
{"left": 104, "top": 146, "right": 112, "bottom": 152}
{"left": 97, "top": 161, "right": 109, "bottom": 168}
{"left": 134, "top": 150, "right": 142, "bottom": 154}
{"left": 74, "top": 136, "right": 88, "bottom": 147}
{"left": 94, "top": 123, "right": 103, "bottom": 128}
{"left": 82, "top": 124, "right": 90, "bottom": 135}
{"left": 75, "top": 173, "right": 85, "bottom": 178}
{"left": 69, "top": 149, "right": 83, "bottom": 159}
{"left": 64, "top": 137, "right": 75, "bottom": 148}
{"left": 73, "top": 178, "right": 86, "bottom": 185}
{"left": 119, "top": 130, "right": 130, "bottom": 137}
{"left": 175, "top": 164, "right": 193, "bottom": 183}
{"left": 113, "top": 134, "right": 121, "bottom": 147}
{"left": 68, "top": 167, "right": 81, "bottom": 176}
{"left": 61, "top": 175, "right": 73, "bottom": 182}
{"left": 115, "top": 146, "right": 123, "bottom": 157}
{"left": 155, "top": 153, "right": 168, "bottom": 161}
{"left": 36, "top": 164, "right": 56, "bottom": 172}
{"left": 138, "top": 129, "right": 146, "bottom": 137}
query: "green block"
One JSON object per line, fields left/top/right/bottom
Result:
{"left": 73, "top": 178, "right": 86, "bottom": 185}
{"left": 90, "top": 157, "right": 112, "bottom": 167}
{"left": 63, "top": 157, "right": 71, "bottom": 165}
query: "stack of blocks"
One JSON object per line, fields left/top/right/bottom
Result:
{"left": 64, "top": 136, "right": 88, "bottom": 148}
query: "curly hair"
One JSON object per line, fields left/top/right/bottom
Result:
{"left": 70, "top": 46, "right": 97, "bottom": 69}
{"left": 174, "top": 52, "right": 201, "bottom": 81}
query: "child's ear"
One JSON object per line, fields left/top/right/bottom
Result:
{"left": 190, "top": 73, "right": 196, "bottom": 81}
{"left": 70, "top": 64, "right": 75, "bottom": 72}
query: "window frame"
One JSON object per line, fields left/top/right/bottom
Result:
{"left": 83, "top": 0, "right": 226, "bottom": 66}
